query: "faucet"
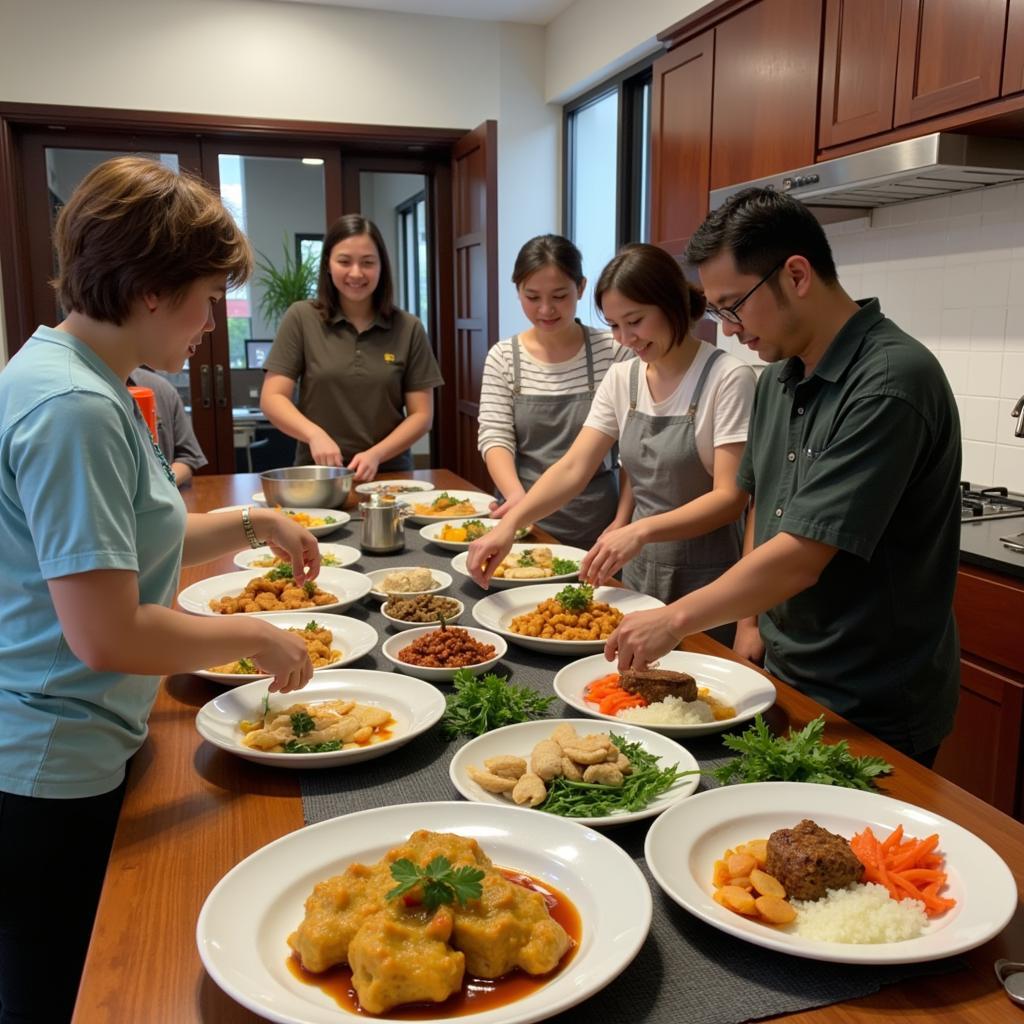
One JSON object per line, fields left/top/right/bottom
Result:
{"left": 1015, "top": 394, "right": 1024, "bottom": 438}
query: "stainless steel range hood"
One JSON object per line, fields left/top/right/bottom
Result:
{"left": 709, "top": 133, "right": 1024, "bottom": 218}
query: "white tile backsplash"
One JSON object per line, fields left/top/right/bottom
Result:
{"left": 715, "top": 181, "right": 1024, "bottom": 491}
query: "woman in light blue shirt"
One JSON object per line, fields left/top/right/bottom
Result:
{"left": 0, "top": 157, "right": 320, "bottom": 1024}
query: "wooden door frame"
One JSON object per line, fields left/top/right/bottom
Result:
{"left": 0, "top": 102, "right": 468, "bottom": 468}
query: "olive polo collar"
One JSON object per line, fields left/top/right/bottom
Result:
{"left": 327, "top": 308, "right": 393, "bottom": 332}
{"left": 777, "top": 298, "right": 884, "bottom": 389}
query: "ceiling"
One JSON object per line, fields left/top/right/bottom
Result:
{"left": 268, "top": 0, "right": 576, "bottom": 23}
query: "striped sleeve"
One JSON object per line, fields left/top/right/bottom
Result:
{"left": 477, "top": 341, "right": 516, "bottom": 456}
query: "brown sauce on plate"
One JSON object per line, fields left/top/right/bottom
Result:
{"left": 286, "top": 868, "right": 581, "bottom": 1017}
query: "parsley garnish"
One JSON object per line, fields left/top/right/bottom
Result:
{"left": 551, "top": 557, "right": 579, "bottom": 576}
{"left": 236, "top": 657, "right": 256, "bottom": 674}
{"left": 304, "top": 620, "right": 320, "bottom": 631}
{"left": 283, "top": 739, "right": 343, "bottom": 754}
{"left": 540, "top": 734, "right": 696, "bottom": 817}
{"left": 290, "top": 711, "right": 315, "bottom": 737}
{"left": 386, "top": 856, "right": 485, "bottom": 910}
{"left": 517, "top": 550, "right": 536, "bottom": 567}
{"left": 324, "top": 515, "right": 337, "bottom": 524}
{"left": 441, "top": 670, "right": 554, "bottom": 739}
{"left": 432, "top": 491, "right": 453, "bottom": 508}
{"left": 712, "top": 714, "right": 893, "bottom": 790}
{"left": 303, "top": 580, "right": 316, "bottom": 597}
{"left": 555, "top": 583, "right": 593, "bottom": 612}
{"left": 266, "top": 563, "right": 294, "bottom": 581}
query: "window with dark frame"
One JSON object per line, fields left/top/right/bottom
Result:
{"left": 295, "top": 232, "right": 324, "bottom": 270}
{"left": 397, "top": 190, "right": 429, "bottom": 325}
{"left": 563, "top": 58, "right": 653, "bottom": 324}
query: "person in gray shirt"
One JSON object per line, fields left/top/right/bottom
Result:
{"left": 128, "top": 365, "right": 207, "bottom": 486}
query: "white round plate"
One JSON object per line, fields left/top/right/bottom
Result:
{"left": 192, "top": 612, "right": 378, "bottom": 685}
{"left": 420, "top": 518, "right": 531, "bottom": 551}
{"left": 381, "top": 625, "right": 507, "bottom": 682}
{"left": 381, "top": 596, "right": 466, "bottom": 631}
{"left": 251, "top": 491, "right": 267, "bottom": 505}
{"left": 177, "top": 567, "right": 373, "bottom": 617}
{"left": 644, "top": 781, "right": 1016, "bottom": 965}
{"left": 449, "top": 718, "right": 700, "bottom": 827}
{"left": 194, "top": 670, "right": 445, "bottom": 769}
{"left": 403, "top": 488, "right": 492, "bottom": 526}
{"left": 472, "top": 584, "right": 665, "bottom": 656}
{"left": 233, "top": 542, "right": 361, "bottom": 571}
{"left": 354, "top": 478, "right": 434, "bottom": 496}
{"left": 553, "top": 650, "right": 777, "bottom": 738}
{"left": 197, "top": 801, "right": 651, "bottom": 1024}
{"left": 271, "top": 507, "right": 351, "bottom": 537}
{"left": 451, "top": 543, "right": 587, "bottom": 589}
{"left": 365, "top": 566, "right": 453, "bottom": 602}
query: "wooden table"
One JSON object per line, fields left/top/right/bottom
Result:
{"left": 73, "top": 471, "right": 1024, "bottom": 1024}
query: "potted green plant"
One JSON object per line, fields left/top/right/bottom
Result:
{"left": 254, "top": 239, "right": 318, "bottom": 327}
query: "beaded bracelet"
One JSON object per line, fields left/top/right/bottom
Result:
{"left": 241, "top": 505, "right": 263, "bottom": 549}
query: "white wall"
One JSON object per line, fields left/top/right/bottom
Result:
{"left": 714, "top": 183, "right": 1024, "bottom": 493}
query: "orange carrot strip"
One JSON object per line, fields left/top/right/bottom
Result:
{"left": 880, "top": 823, "right": 904, "bottom": 854}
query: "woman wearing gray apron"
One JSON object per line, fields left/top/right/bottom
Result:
{"left": 477, "top": 235, "right": 631, "bottom": 550}
{"left": 469, "top": 244, "right": 754, "bottom": 645}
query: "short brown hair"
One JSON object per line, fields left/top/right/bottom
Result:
{"left": 315, "top": 214, "right": 394, "bottom": 322}
{"left": 52, "top": 156, "right": 252, "bottom": 325}
{"left": 595, "top": 243, "right": 706, "bottom": 346}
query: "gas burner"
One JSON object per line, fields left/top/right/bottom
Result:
{"left": 961, "top": 482, "right": 1024, "bottom": 523}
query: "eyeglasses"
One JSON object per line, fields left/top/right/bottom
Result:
{"left": 705, "top": 259, "right": 786, "bottom": 327}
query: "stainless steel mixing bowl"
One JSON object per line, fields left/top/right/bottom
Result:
{"left": 259, "top": 466, "right": 353, "bottom": 509}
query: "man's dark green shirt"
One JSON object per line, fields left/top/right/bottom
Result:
{"left": 736, "top": 299, "right": 961, "bottom": 756}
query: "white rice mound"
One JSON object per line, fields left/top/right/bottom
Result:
{"left": 791, "top": 882, "right": 928, "bottom": 943}
{"left": 617, "top": 695, "right": 715, "bottom": 725}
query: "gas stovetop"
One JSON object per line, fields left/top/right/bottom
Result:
{"left": 960, "top": 483, "right": 1024, "bottom": 523}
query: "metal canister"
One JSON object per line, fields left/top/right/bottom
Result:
{"left": 359, "top": 495, "right": 407, "bottom": 554}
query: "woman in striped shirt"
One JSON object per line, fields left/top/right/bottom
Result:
{"left": 477, "top": 235, "right": 633, "bottom": 549}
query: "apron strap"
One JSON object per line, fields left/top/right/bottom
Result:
{"left": 628, "top": 356, "right": 641, "bottom": 412}
{"left": 510, "top": 334, "right": 522, "bottom": 395}
{"left": 687, "top": 346, "right": 726, "bottom": 416}
{"left": 581, "top": 322, "right": 596, "bottom": 394}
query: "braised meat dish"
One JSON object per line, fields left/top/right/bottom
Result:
{"left": 764, "top": 818, "right": 862, "bottom": 901}
{"left": 619, "top": 668, "right": 697, "bottom": 704}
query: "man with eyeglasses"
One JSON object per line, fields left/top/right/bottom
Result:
{"left": 605, "top": 187, "right": 961, "bottom": 767}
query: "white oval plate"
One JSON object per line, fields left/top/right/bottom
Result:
{"left": 195, "top": 670, "right": 445, "bottom": 769}
{"left": 451, "top": 543, "right": 587, "bottom": 589}
{"left": 381, "top": 596, "right": 466, "bottom": 631}
{"left": 403, "top": 488, "right": 493, "bottom": 526}
{"left": 193, "top": 612, "right": 378, "bottom": 685}
{"left": 449, "top": 718, "right": 700, "bottom": 827}
{"left": 212, "top": 505, "right": 351, "bottom": 537}
{"left": 197, "top": 801, "right": 652, "bottom": 1024}
{"left": 177, "top": 567, "right": 373, "bottom": 617}
{"left": 553, "top": 650, "right": 777, "bottom": 738}
{"left": 354, "top": 478, "right": 434, "bottom": 496}
{"left": 644, "top": 781, "right": 1016, "bottom": 964}
{"left": 471, "top": 584, "right": 665, "bottom": 656}
{"left": 420, "top": 518, "right": 533, "bottom": 551}
{"left": 233, "top": 542, "right": 362, "bottom": 571}
{"left": 365, "top": 566, "right": 453, "bottom": 602}
{"left": 381, "top": 625, "right": 507, "bottom": 682}
{"left": 251, "top": 491, "right": 267, "bottom": 505}
{"left": 272, "top": 507, "right": 351, "bottom": 537}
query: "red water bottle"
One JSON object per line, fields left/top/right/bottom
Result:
{"left": 128, "top": 386, "right": 158, "bottom": 443}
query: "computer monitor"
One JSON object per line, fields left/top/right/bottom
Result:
{"left": 245, "top": 339, "right": 274, "bottom": 369}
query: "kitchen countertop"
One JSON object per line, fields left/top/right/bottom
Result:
{"left": 960, "top": 516, "right": 1024, "bottom": 581}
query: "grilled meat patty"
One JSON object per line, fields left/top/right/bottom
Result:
{"left": 618, "top": 668, "right": 697, "bottom": 704}
{"left": 764, "top": 819, "right": 863, "bottom": 901}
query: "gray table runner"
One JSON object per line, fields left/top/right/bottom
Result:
{"left": 299, "top": 521, "right": 963, "bottom": 1024}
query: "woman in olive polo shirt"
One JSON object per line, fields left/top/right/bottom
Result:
{"left": 260, "top": 214, "right": 443, "bottom": 481}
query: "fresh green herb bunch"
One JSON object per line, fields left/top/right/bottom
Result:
{"left": 304, "top": 620, "right": 320, "bottom": 631}
{"left": 712, "top": 714, "right": 893, "bottom": 790}
{"left": 555, "top": 583, "right": 593, "bottom": 612}
{"left": 302, "top": 580, "right": 316, "bottom": 597}
{"left": 290, "top": 711, "right": 315, "bottom": 737}
{"left": 540, "top": 734, "right": 696, "bottom": 817}
{"left": 551, "top": 558, "right": 579, "bottom": 576}
{"left": 386, "top": 856, "right": 485, "bottom": 910}
{"left": 283, "top": 738, "right": 344, "bottom": 754}
{"left": 517, "top": 550, "right": 536, "bottom": 567}
{"left": 236, "top": 657, "right": 256, "bottom": 674}
{"left": 266, "top": 563, "right": 294, "bottom": 581}
{"left": 441, "top": 670, "right": 555, "bottom": 739}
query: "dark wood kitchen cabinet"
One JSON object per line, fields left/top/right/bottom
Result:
{"left": 1004, "top": 0, "right": 1024, "bottom": 95}
{"left": 818, "top": 0, "right": 901, "bottom": 148}
{"left": 650, "top": 32, "right": 714, "bottom": 256}
{"left": 893, "top": 0, "right": 1009, "bottom": 125}
{"left": 934, "top": 563, "right": 1024, "bottom": 820}
{"left": 709, "top": 0, "right": 823, "bottom": 190}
